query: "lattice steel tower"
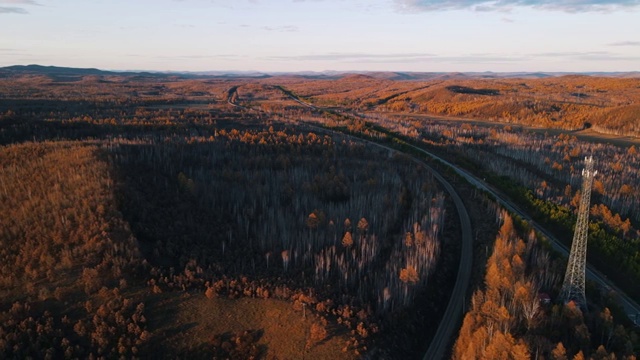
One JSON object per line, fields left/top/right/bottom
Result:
{"left": 561, "top": 156, "right": 597, "bottom": 309}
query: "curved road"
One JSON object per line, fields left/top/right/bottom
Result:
{"left": 412, "top": 145, "right": 640, "bottom": 325}
{"left": 226, "top": 86, "right": 246, "bottom": 109}
{"left": 276, "top": 86, "right": 639, "bottom": 326}
{"left": 299, "top": 123, "right": 473, "bottom": 360}
{"left": 267, "top": 89, "right": 474, "bottom": 359}
{"left": 239, "top": 86, "right": 639, "bottom": 359}
{"left": 417, "top": 155, "right": 473, "bottom": 360}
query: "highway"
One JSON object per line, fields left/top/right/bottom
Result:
{"left": 275, "top": 86, "right": 640, "bottom": 326}
{"left": 226, "top": 86, "right": 248, "bottom": 110}
{"left": 416, "top": 151, "right": 473, "bottom": 360}
{"left": 408, "top": 144, "right": 640, "bottom": 325}
{"left": 299, "top": 122, "right": 473, "bottom": 360}
{"left": 236, "top": 85, "right": 639, "bottom": 359}
{"left": 269, "top": 90, "right": 475, "bottom": 359}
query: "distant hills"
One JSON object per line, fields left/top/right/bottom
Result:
{"left": 1, "top": 64, "right": 121, "bottom": 76}
{"left": 0, "top": 64, "right": 176, "bottom": 80}
{"left": 1, "top": 64, "right": 639, "bottom": 80}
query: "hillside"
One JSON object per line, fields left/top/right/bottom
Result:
{"left": 274, "top": 75, "right": 640, "bottom": 137}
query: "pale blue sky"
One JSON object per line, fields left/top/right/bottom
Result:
{"left": 1, "top": 0, "right": 639, "bottom": 72}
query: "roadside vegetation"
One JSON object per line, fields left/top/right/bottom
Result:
{"left": 453, "top": 212, "right": 639, "bottom": 359}
{"left": 1, "top": 70, "right": 638, "bottom": 358}
{"left": 366, "top": 117, "right": 640, "bottom": 302}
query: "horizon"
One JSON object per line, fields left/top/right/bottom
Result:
{"left": 1, "top": 0, "right": 640, "bottom": 72}
{"left": 3, "top": 63, "right": 640, "bottom": 76}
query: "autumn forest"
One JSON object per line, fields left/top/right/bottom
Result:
{"left": 0, "top": 67, "right": 639, "bottom": 359}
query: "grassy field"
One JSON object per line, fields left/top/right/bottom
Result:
{"left": 146, "top": 293, "right": 353, "bottom": 359}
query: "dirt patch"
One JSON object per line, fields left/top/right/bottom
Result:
{"left": 146, "top": 292, "right": 354, "bottom": 359}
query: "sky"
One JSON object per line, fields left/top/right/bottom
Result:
{"left": 1, "top": 0, "right": 639, "bottom": 72}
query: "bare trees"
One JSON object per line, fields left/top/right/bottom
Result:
{"left": 110, "top": 126, "right": 447, "bottom": 319}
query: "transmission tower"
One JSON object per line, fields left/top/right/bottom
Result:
{"left": 560, "top": 156, "right": 597, "bottom": 309}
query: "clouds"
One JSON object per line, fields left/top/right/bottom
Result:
{"left": 531, "top": 50, "right": 640, "bottom": 62}
{"left": 394, "top": 0, "right": 640, "bottom": 12}
{"left": 265, "top": 52, "right": 528, "bottom": 64}
{"left": 266, "top": 52, "right": 438, "bottom": 62}
{"left": 0, "top": 6, "right": 27, "bottom": 13}
{"left": 0, "top": 48, "right": 25, "bottom": 53}
{"left": 235, "top": 24, "right": 300, "bottom": 32}
{"left": 0, "top": 0, "right": 41, "bottom": 14}
{"left": 608, "top": 41, "right": 640, "bottom": 46}
{"left": 261, "top": 25, "right": 299, "bottom": 32}
{"left": 264, "top": 50, "right": 640, "bottom": 65}
{"left": 1, "top": 0, "right": 41, "bottom": 4}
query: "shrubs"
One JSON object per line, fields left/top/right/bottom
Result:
{"left": 307, "top": 320, "right": 328, "bottom": 348}
{"left": 210, "top": 330, "right": 261, "bottom": 359}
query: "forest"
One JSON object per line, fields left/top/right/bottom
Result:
{"left": 269, "top": 75, "right": 640, "bottom": 137}
{"left": 0, "top": 70, "right": 638, "bottom": 359}
{"left": 0, "top": 127, "right": 456, "bottom": 358}
{"left": 453, "top": 212, "right": 638, "bottom": 359}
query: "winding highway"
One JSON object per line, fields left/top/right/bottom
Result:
{"left": 232, "top": 85, "right": 639, "bottom": 359}
{"left": 265, "top": 88, "right": 474, "bottom": 359}
{"left": 226, "top": 86, "right": 250, "bottom": 111}
{"left": 305, "top": 123, "right": 474, "bottom": 360}
{"left": 273, "top": 86, "right": 640, "bottom": 327}
{"left": 411, "top": 145, "right": 640, "bottom": 326}
{"left": 416, "top": 152, "right": 473, "bottom": 360}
